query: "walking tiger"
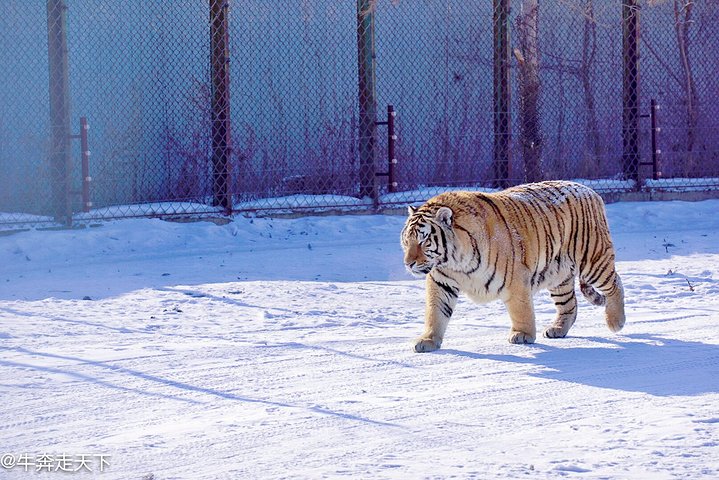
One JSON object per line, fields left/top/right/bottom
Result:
{"left": 400, "top": 180, "right": 625, "bottom": 352}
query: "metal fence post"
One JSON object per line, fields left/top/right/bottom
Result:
{"left": 79, "top": 117, "right": 91, "bottom": 212}
{"left": 387, "top": 104, "right": 397, "bottom": 193}
{"left": 374, "top": 104, "right": 397, "bottom": 193}
{"left": 357, "top": 0, "right": 378, "bottom": 203}
{"left": 210, "top": 0, "right": 232, "bottom": 213}
{"left": 622, "top": 0, "right": 640, "bottom": 184}
{"left": 649, "top": 99, "right": 660, "bottom": 181}
{"left": 493, "top": 0, "right": 511, "bottom": 189}
{"left": 47, "top": 0, "right": 72, "bottom": 225}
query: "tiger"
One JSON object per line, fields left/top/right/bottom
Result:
{"left": 400, "top": 180, "right": 625, "bottom": 352}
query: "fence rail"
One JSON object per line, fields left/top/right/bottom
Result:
{"left": 1, "top": 0, "right": 718, "bottom": 229}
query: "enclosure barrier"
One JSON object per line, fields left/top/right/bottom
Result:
{"left": 0, "top": 0, "right": 717, "bottom": 229}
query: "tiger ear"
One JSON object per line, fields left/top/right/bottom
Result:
{"left": 436, "top": 206, "right": 453, "bottom": 226}
{"left": 407, "top": 205, "right": 418, "bottom": 216}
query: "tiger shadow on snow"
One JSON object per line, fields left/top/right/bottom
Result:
{"left": 439, "top": 333, "right": 719, "bottom": 397}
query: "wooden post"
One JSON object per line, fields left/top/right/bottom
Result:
{"left": 47, "top": 0, "right": 72, "bottom": 225}
{"left": 210, "top": 0, "right": 232, "bottom": 212}
{"left": 493, "top": 0, "right": 511, "bottom": 188}
{"left": 622, "top": 0, "right": 640, "bottom": 184}
{"left": 357, "top": 0, "right": 378, "bottom": 202}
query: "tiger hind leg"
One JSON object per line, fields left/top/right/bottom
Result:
{"left": 600, "top": 272, "right": 625, "bottom": 332}
{"left": 544, "top": 278, "right": 578, "bottom": 338}
{"left": 581, "top": 270, "right": 626, "bottom": 333}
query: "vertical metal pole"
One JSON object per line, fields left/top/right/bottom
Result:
{"left": 622, "top": 0, "right": 640, "bottom": 185}
{"left": 210, "top": 0, "right": 232, "bottom": 213}
{"left": 80, "top": 117, "right": 91, "bottom": 212}
{"left": 357, "top": 0, "right": 378, "bottom": 202}
{"left": 493, "top": 0, "right": 511, "bottom": 189}
{"left": 387, "top": 104, "right": 396, "bottom": 193}
{"left": 650, "top": 99, "right": 659, "bottom": 180}
{"left": 47, "top": 0, "right": 72, "bottom": 225}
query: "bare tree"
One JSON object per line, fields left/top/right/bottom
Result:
{"left": 514, "top": 0, "right": 543, "bottom": 182}
{"left": 579, "top": 0, "right": 601, "bottom": 176}
{"left": 673, "top": 0, "right": 699, "bottom": 176}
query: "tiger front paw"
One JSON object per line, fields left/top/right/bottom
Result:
{"left": 508, "top": 330, "right": 536, "bottom": 344}
{"left": 543, "top": 326, "right": 569, "bottom": 338}
{"left": 414, "top": 337, "right": 441, "bottom": 353}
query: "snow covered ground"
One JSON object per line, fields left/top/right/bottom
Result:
{"left": 1, "top": 199, "right": 719, "bottom": 479}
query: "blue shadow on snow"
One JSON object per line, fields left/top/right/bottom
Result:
{"left": 439, "top": 333, "right": 719, "bottom": 397}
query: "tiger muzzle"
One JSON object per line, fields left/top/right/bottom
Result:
{"left": 406, "top": 262, "right": 431, "bottom": 276}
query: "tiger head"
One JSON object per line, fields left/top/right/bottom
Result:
{"left": 400, "top": 205, "right": 454, "bottom": 277}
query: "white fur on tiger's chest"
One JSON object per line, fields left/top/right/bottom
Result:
{"left": 462, "top": 282, "right": 504, "bottom": 304}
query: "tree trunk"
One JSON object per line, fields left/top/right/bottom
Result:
{"left": 673, "top": 0, "right": 698, "bottom": 176}
{"left": 210, "top": 0, "right": 232, "bottom": 212}
{"left": 493, "top": 0, "right": 511, "bottom": 188}
{"left": 47, "top": 0, "right": 73, "bottom": 224}
{"left": 622, "top": 0, "right": 640, "bottom": 183}
{"left": 356, "top": 0, "right": 378, "bottom": 201}
{"left": 514, "top": 0, "right": 542, "bottom": 183}
{"left": 579, "top": 0, "right": 601, "bottom": 177}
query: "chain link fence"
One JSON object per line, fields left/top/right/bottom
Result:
{"left": 1, "top": 1, "right": 718, "bottom": 229}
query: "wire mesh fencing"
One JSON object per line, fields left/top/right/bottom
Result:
{"left": 640, "top": 0, "right": 719, "bottom": 186}
{"left": 1, "top": 1, "right": 718, "bottom": 229}
{"left": 234, "top": 1, "right": 363, "bottom": 211}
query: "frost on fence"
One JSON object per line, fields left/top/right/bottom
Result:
{"left": 0, "top": 0, "right": 717, "bottom": 228}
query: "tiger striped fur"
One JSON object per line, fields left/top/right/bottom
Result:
{"left": 400, "top": 180, "right": 625, "bottom": 352}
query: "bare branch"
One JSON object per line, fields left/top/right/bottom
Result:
{"left": 640, "top": 37, "right": 684, "bottom": 88}
{"left": 361, "top": 0, "right": 401, "bottom": 17}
